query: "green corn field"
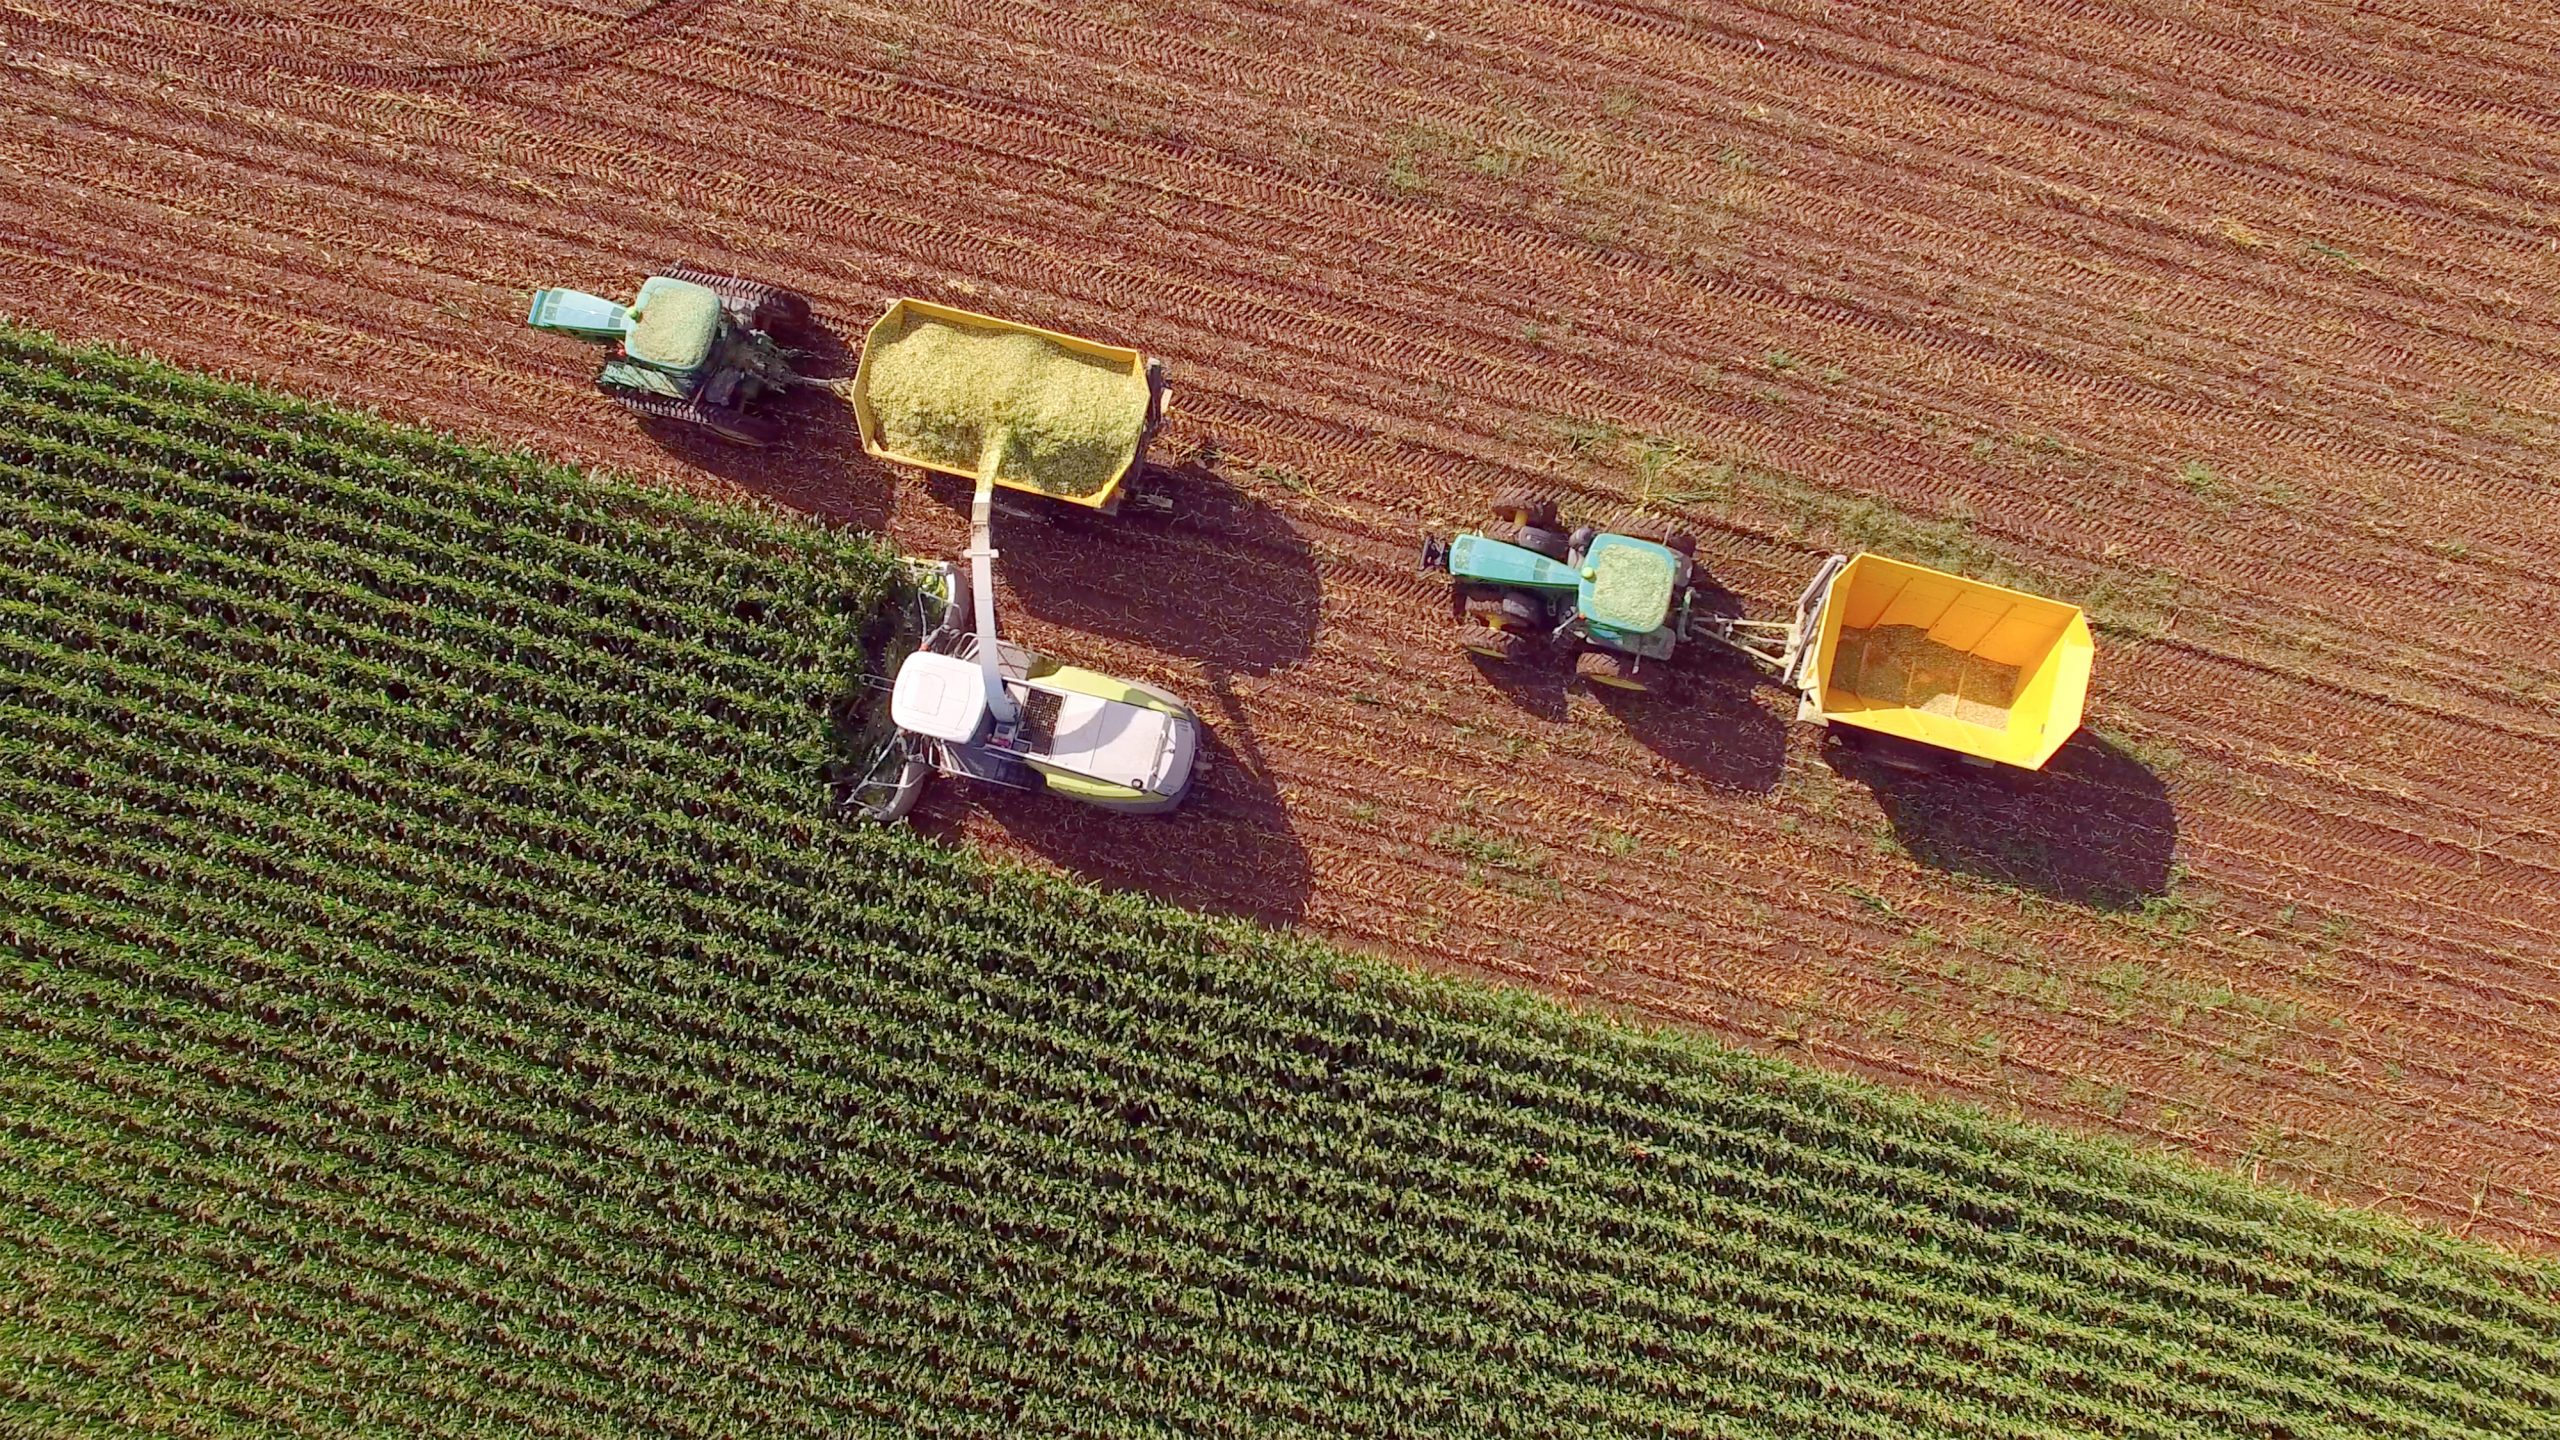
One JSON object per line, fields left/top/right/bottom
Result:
{"left": 2, "top": 325, "right": 2555, "bottom": 1439}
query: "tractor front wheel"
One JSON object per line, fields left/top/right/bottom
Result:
{"left": 1575, "top": 648, "right": 1654, "bottom": 692}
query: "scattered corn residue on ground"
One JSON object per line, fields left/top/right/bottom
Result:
{"left": 865, "top": 315, "right": 1147, "bottom": 496}
{"left": 1831, "top": 625, "right": 2020, "bottom": 728}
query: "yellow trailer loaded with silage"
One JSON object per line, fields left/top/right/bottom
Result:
{"left": 850, "top": 298, "right": 1170, "bottom": 514}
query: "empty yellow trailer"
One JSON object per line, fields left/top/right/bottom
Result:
{"left": 1796, "top": 553, "right": 2093, "bottom": 770}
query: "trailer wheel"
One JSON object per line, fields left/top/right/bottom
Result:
{"left": 1575, "top": 648, "right": 1653, "bottom": 692}
{"left": 1841, "top": 727, "right": 1946, "bottom": 775}
{"left": 1482, "top": 520, "right": 1570, "bottom": 561}
{"left": 1491, "top": 490, "right": 1559, "bottom": 530}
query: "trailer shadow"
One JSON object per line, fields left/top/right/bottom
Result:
{"left": 1828, "top": 731, "right": 2179, "bottom": 908}
{"left": 943, "top": 449, "right": 1322, "bottom": 681}
{"left": 912, "top": 674, "right": 1313, "bottom": 924}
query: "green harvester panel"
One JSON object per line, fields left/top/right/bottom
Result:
{"left": 625, "top": 277, "right": 723, "bottom": 373}
{"left": 1580, "top": 537, "right": 1677, "bottom": 633}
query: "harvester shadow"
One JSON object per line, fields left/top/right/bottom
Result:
{"left": 1827, "top": 731, "right": 2178, "bottom": 908}
{"left": 913, "top": 677, "right": 1313, "bottom": 924}
{"left": 636, "top": 324, "right": 891, "bottom": 529}
{"left": 952, "top": 451, "right": 1322, "bottom": 680}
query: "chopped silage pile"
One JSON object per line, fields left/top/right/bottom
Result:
{"left": 1589, "top": 545, "right": 1676, "bottom": 626}
{"left": 864, "top": 314, "right": 1149, "bottom": 497}
{"left": 1828, "top": 625, "right": 2020, "bottom": 729}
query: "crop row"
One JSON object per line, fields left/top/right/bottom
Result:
{"left": 4, "top": 324, "right": 2556, "bottom": 1438}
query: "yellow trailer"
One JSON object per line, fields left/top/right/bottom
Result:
{"left": 849, "top": 298, "right": 1169, "bottom": 513}
{"left": 1699, "top": 551, "right": 2092, "bottom": 771}
{"left": 1796, "top": 553, "right": 2093, "bottom": 770}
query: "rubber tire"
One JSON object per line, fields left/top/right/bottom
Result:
{"left": 1575, "top": 648, "right": 1654, "bottom": 692}
{"left": 1841, "top": 727, "right": 1947, "bottom": 775}
{"left": 1481, "top": 520, "right": 1570, "bottom": 561}
{"left": 1660, "top": 528, "right": 1698, "bottom": 558}
{"left": 755, "top": 290, "right": 815, "bottom": 340}
{"left": 1491, "top": 490, "right": 1559, "bottom": 531}
{"left": 1567, "top": 526, "right": 1598, "bottom": 557}
{"left": 1459, "top": 624, "right": 1527, "bottom": 661}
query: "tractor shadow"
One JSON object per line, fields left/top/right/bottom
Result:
{"left": 1463, "top": 568, "right": 1786, "bottom": 792}
{"left": 1826, "top": 730, "right": 2179, "bottom": 908}
{"left": 634, "top": 322, "right": 891, "bottom": 529}
{"left": 912, "top": 672, "right": 1312, "bottom": 924}
{"left": 934, "top": 447, "right": 1322, "bottom": 681}
{"left": 1588, "top": 651, "right": 1789, "bottom": 795}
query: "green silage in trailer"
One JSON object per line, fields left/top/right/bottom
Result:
{"left": 1, "top": 324, "right": 2556, "bottom": 1440}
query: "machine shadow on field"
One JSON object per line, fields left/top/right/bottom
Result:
{"left": 913, "top": 675, "right": 1313, "bottom": 924}
{"left": 946, "top": 449, "right": 1323, "bottom": 682}
{"left": 1828, "top": 731, "right": 2179, "bottom": 908}
{"left": 1466, "top": 570, "right": 1787, "bottom": 792}
{"left": 1588, "top": 651, "right": 1790, "bottom": 795}
{"left": 641, "top": 323, "right": 893, "bottom": 530}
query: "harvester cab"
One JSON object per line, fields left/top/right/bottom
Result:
{"left": 852, "top": 460, "right": 1203, "bottom": 821}
{"left": 527, "top": 263, "right": 818, "bottom": 447}
{"left": 1422, "top": 492, "right": 1702, "bottom": 692}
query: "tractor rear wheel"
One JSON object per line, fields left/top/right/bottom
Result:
{"left": 1482, "top": 520, "right": 1570, "bottom": 561}
{"left": 754, "top": 291, "right": 816, "bottom": 341}
{"left": 1459, "top": 623, "right": 1527, "bottom": 661}
{"left": 1491, "top": 490, "right": 1559, "bottom": 530}
{"left": 1575, "top": 648, "right": 1654, "bottom": 692}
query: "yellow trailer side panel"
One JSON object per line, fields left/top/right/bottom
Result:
{"left": 1809, "top": 553, "right": 2093, "bottom": 769}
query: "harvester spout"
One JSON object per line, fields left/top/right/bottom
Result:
{"left": 968, "top": 442, "right": 1019, "bottom": 727}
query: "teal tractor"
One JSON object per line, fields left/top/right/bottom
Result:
{"left": 527, "top": 263, "right": 819, "bottom": 446}
{"left": 1423, "top": 492, "right": 1771, "bottom": 692}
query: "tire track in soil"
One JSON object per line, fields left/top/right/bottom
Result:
{"left": 7, "top": 0, "right": 2560, "bottom": 1246}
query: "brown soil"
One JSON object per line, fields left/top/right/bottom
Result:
{"left": 8, "top": 0, "right": 2560, "bottom": 1249}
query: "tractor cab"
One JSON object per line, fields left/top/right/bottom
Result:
{"left": 1426, "top": 491, "right": 1704, "bottom": 691}
{"left": 1575, "top": 534, "right": 1690, "bottom": 660}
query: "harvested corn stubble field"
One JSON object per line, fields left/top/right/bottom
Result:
{"left": 5, "top": 325, "right": 2559, "bottom": 1440}
{"left": 9, "top": 0, "right": 2560, "bottom": 1248}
